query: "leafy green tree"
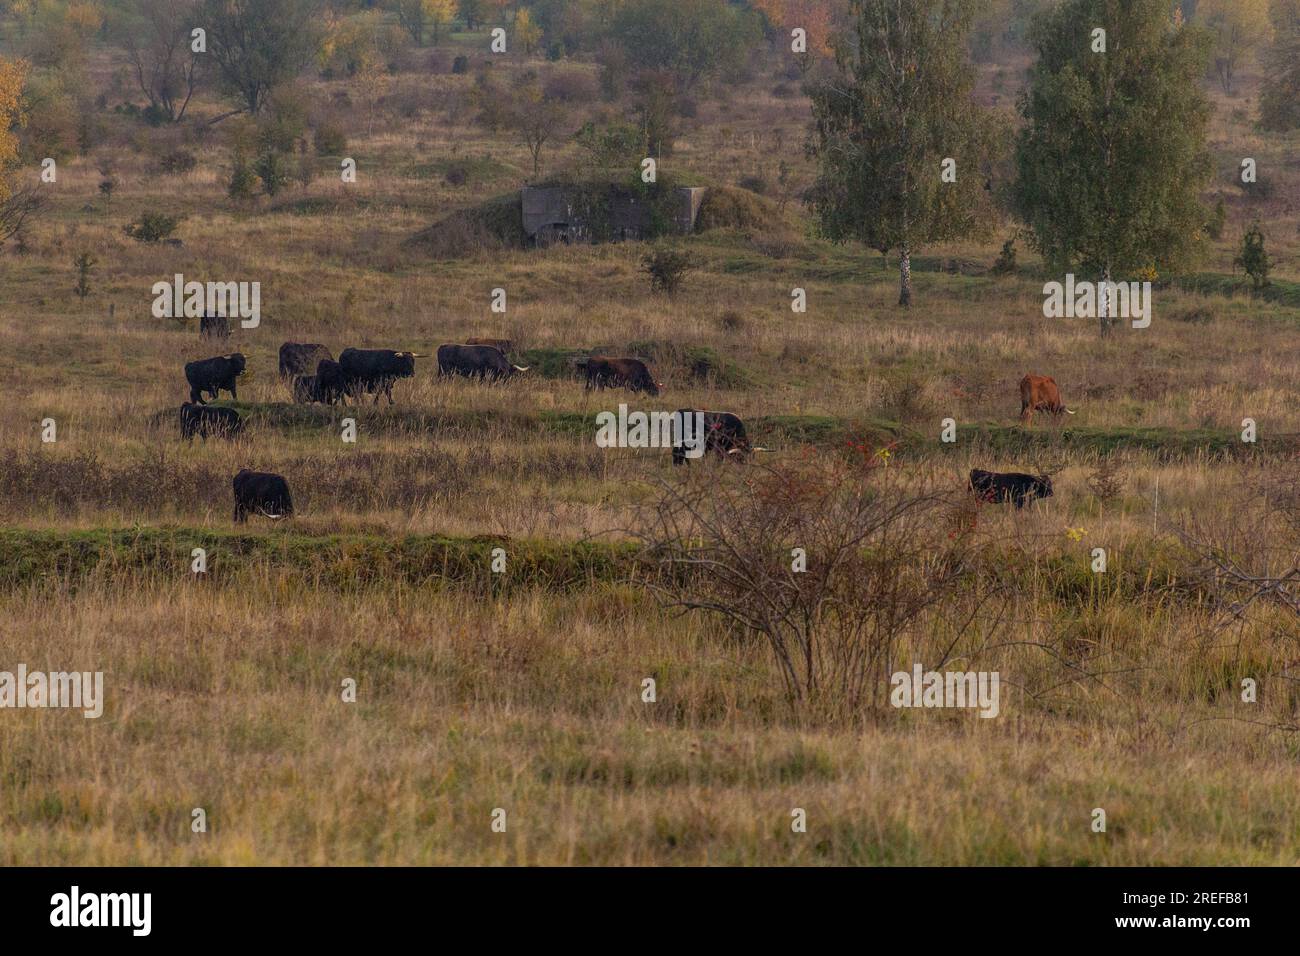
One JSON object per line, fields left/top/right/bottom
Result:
{"left": 73, "top": 252, "right": 96, "bottom": 301}
{"left": 609, "top": 0, "right": 760, "bottom": 92}
{"left": 1234, "top": 224, "right": 1273, "bottom": 288}
{"left": 807, "top": 0, "right": 999, "bottom": 307}
{"left": 228, "top": 150, "right": 258, "bottom": 199}
{"left": 201, "top": 0, "right": 323, "bottom": 116}
{"left": 1198, "top": 0, "right": 1271, "bottom": 93}
{"left": 1259, "top": 0, "right": 1300, "bottom": 131}
{"left": 574, "top": 120, "right": 645, "bottom": 170}
{"left": 1013, "top": 0, "right": 1212, "bottom": 327}
{"left": 112, "top": 0, "right": 204, "bottom": 123}
{"left": 254, "top": 149, "right": 291, "bottom": 196}
{"left": 459, "top": 0, "right": 486, "bottom": 31}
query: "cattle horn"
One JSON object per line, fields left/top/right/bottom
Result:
{"left": 1064, "top": 407, "right": 1077, "bottom": 415}
{"left": 750, "top": 447, "right": 771, "bottom": 453}
{"left": 513, "top": 364, "right": 530, "bottom": 372}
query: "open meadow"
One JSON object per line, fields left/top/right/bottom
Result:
{"left": 1, "top": 0, "right": 1298, "bottom": 865}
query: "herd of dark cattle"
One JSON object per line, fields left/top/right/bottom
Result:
{"left": 176, "top": 332, "right": 1068, "bottom": 522}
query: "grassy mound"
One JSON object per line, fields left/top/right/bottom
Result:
{"left": 405, "top": 192, "right": 526, "bottom": 259}
{"left": 694, "top": 185, "right": 786, "bottom": 234}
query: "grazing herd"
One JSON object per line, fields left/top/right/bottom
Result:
{"left": 173, "top": 333, "right": 1076, "bottom": 522}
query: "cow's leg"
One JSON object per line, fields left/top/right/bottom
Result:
{"left": 190, "top": 386, "right": 203, "bottom": 404}
{"left": 234, "top": 502, "right": 246, "bottom": 523}
{"left": 230, "top": 382, "right": 237, "bottom": 401}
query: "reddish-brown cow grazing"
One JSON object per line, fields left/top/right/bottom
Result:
{"left": 1019, "top": 374, "right": 1076, "bottom": 426}
{"left": 578, "top": 357, "right": 663, "bottom": 396}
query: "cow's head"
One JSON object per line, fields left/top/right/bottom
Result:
{"left": 1035, "top": 475, "right": 1054, "bottom": 499}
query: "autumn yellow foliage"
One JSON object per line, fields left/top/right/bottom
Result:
{"left": 0, "top": 56, "right": 30, "bottom": 207}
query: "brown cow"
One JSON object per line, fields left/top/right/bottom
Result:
{"left": 1019, "top": 374, "right": 1076, "bottom": 426}
{"left": 578, "top": 357, "right": 662, "bottom": 396}
{"left": 465, "top": 337, "right": 514, "bottom": 355}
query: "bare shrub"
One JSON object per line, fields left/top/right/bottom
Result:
{"left": 1087, "top": 457, "right": 1127, "bottom": 503}
{"left": 633, "top": 456, "right": 976, "bottom": 719}
{"left": 1175, "top": 480, "right": 1300, "bottom": 629}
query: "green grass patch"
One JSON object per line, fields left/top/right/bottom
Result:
{"left": 0, "top": 527, "right": 638, "bottom": 594}
{"left": 1175, "top": 273, "right": 1300, "bottom": 309}
{"left": 161, "top": 404, "right": 1297, "bottom": 461}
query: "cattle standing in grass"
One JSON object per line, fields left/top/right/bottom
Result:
{"left": 185, "top": 353, "right": 246, "bottom": 404}
{"left": 279, "top": 342, "right": 333, "bottom": 378}
{"left": 233, "top": 469, "right": 294, "bottom": 523}
{"left": 180, "top": 403, "right": 242, "bottom": 440}
{"left": 1019, "top": 374, "right": 1076, "bottom": 426}
{"left": 578, "top": 357, "right": 662, "bottom": 396}
{"left": 314, "top": 359, "right": 348, "bottom": 405}
{"left": 339, "top": 348, "right": 417, "bottom": 404}
{"left": 969, "top": 469, "right": 1054, "bottom": 508}
{"left": 672, "top": 409, "right": 752, "bottom": 465}
{"left": 465, "top": 337, "right": 514, "bottom": 355}
{"left": 200, "top": 314, "right": 229, "bottom": 340}
{"left": 436, "top": 344, "right": 529, "bottom": 381}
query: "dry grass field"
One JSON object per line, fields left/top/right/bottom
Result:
{"left": 0, "top": 6, "right": 1298, "bottom": 865}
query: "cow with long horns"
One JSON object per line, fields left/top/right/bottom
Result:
{"left": 436, "top": 344, "right": 529, "bottom": 381}
{"left": 1018, "top": 374, "right": 1076, "bottom": 426}
{"left": 233, "top": 469, "right": 294, "bottom": 523}
{"left": 338, "top": 348, "right": 420, "bottom": 404}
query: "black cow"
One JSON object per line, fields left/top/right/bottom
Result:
{"left": 969, "top": 469, "right": 1054, "bottom": 509}
{"left": 339, "top": 348, "right": 417, "bottom": 404}
{"left": 436, "top": 344, "right": 528, "bottom": 381}
{"left": 578, "top": 357, "right": 662, "bottom": 396}
{"left": 200, "top": 314, "right": 229, "bottom": 339}
{"left": 185, "top": 353, "right": 246, "bottom": 404}
{"left": 180, "top": 403, "right": 242, "bottom": 440}
{"left": 315, "top": 359, "right": 348, "bottom": 405}
{"left": 279, "top": 342, "right": 333, "bottom": 378}
{"left": 232, "top": 469, "right": 294, "bottom": 523}
{"left": 672, "top": 409, "right": 751, "bottom": 465}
